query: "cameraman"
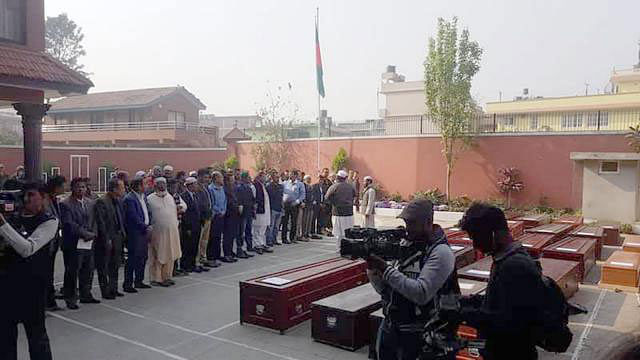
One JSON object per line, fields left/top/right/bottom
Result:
{"left": 367, "top": 199, "right": 459, "bottom": 360}
{"left": 0, "top": 182, "right": 57, "bottom": 360}
{"left": 458, "top": 203, "right": 545, "bottom": 360}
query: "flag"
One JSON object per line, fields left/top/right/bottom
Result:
{"left": 315, "top": 19, "right": 325, "bottom": 98}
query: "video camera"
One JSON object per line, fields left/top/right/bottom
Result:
{"left": 339, "top": 226, "right": 416, "bottom": 261}
{"left": 0, "top": 189, "right": 23, "bottom": 275}
{"left": 420, "top": 294, "right": 485, "bottom": 360}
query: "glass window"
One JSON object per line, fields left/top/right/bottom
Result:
{"left": 0, "top": 0, "right": 25, "bottom": 43}
{"left": 561, "top": 113, "right": 582, "bottom": 128}
{"left": 529, "top": 114, "right": 538, "bottom": 130}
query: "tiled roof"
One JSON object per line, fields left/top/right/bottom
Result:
{"left": 49, "top": 86, "right": 206, "bottom": 113}
{"left": 0, "top": 45, "right": 93, "bottom": 94}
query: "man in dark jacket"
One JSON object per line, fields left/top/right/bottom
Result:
{"left": 324, "top": 170, "right": 356, "bottom": 251}
{"left": 180, "top": 177, "right": 202, "bottom": 272}
{"left": 195, "top": 168, "right": 215, "bottom": 268}
{"left": 223, "top": 173, "right": 242, "bottom": 262}
{"left": 459, "top": 203, "right": 546, "bottom": 360}
{"left": 301, "top": 175, "right": 314, "bottom": 240}
{"left": 94, "top": 178, "right": 127, "bottom": 300}
{"left": 265, "top": 171, "right": 284, "bottom": 246}
{"left": 318, "top": 167, "right": 333, "bottom": 236}
{"left": 235, "top": 172, "right": 255, "bottom": 257}
{"left": 309, "top": 174, "right": 323, "bottom": 240}
{"left": 122, "top": 177, "right": 153, "bottom": 293}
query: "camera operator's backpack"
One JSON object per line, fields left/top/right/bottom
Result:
{"left": 534, "top": 263, "right": 582, "bottom": 353}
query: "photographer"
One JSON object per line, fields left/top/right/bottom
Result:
{"left": 458, "top": 203, "right": 545, "bottom": 360}
{"left": 367, "top": 199, "right": 459, "bottom": 360}
{"left": 0, "top": 182, "right": 57, "bottom": 360}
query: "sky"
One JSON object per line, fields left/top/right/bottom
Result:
{"left": 45, "top": 0, "right": 640, "bottom": 123}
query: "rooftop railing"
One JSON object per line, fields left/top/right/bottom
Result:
{"left": 43, "top": 120, "right": 217, "bottom": 135}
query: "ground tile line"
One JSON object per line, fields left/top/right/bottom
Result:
{"left": 205, "top": 320, "right": 240, "bottom": 335}
{"left": 571, "top": 289, "right": 606, "bottom": 360}
{"left": 99, "top": 303, "right": 301, "bottom": 360}
{"left": 47, "top": 311, "right": 189, "bottom": 360}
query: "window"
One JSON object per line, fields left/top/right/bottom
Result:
{"left": 586, "top": 111, "right": 609, "bottom": 128}
{"left": 599, "top": 161, "right": 619, "bottom": 174}
{"left": 499, "top": 115, "right": 514, "bottom": 126}
{"left": 561, "top": 113, "right": 582, "bottom": 128}
{"left": 529, "top": 114, "right": 539, "bottom": 130}
{"left": 168, "top": 111, "right": 186, "bottom": 127}
{"left": 0, "top": 0, "right": 25, "bottom": 43}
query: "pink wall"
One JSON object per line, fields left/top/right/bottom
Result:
{"left": 235, "top": 134, "right": 631, "bottom": 209}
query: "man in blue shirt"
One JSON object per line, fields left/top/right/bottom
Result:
{"left": 207, "top": 171, "right": 227, "bottom": 264}
{"left": 281, "top": 170, "right": 305, "bottom": 244}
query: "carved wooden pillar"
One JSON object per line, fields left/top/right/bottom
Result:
{"left": 12, "top": 103, "right": 50, "bottom": 182}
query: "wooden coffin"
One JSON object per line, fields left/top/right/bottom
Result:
{"left": 240, "top": 257, "right": 367, "bottom": 334}
{"left": 553, "top": 215, "right": 584, "bottom": 226}
{"left": 449, "top": 236, "right": 484, "bottom": 261}
{"left": 542, "top": 236, "right": 596, "bottom": 283}
{"left": 451, "top": 244, "right": 477, "bottom": 269}
{"left": 569, "top": 225, "right": 604, "bottom": 260}
{"left": 622, "top": 236, "right": 640, "bottom": 254}
{"left": 507, "top": 220, "right": 525, "bottom": 238}
{"left": 517, "top": 232, "right": 557, "bottom": 258}
{"left": 368, "top": 309, "right": 384, "bottom": 359}
{"left": 458, "top": 278, "right": 487, "bottom": 296}
{"left": 599, "top": 222, "right": 622, "bottom": 246}
{"left": 458, "top": 255, "right": 580, "bottom": 298}
{"left": 311, "top": 284, "right": 382, "bottom": 351}
{"left": 600, "top": 251, "right": 640, "bottom": 289}
{"left": 515, "top": 214, "right": 551, "bottom": 229}
{"left": 445, "top": 226, "right": 467, "bottom": 239}
{"left": 525, "top": 223, "right": 577, "bottom": 241}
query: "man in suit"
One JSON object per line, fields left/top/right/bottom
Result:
{"left": 60, "top": 178, "right": 99, "bottom": 309}
{"left": 180, "top": 177, "right": 202, "bottom": 272}
{"left": 309, "top": 174, "right": 323, "bottom": 240}
{"left": 94, "top": 178, "right": 127, "bottom": 300}
{"left": 236, "top": 172, "right": 255, "bottom": 257}
{"left": 195, "top": 168, "right": 215, "bottom": 269}
{"left": 123, "top": 177, "right": 152, "bottom": 293}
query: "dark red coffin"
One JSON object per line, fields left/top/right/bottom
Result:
{"left": 451, "top": 244, "right": 477, "bottom": 269}
{"left": 311, "top": 284, "right": 382, "bottom": 351}
{"left": 515, "top": 214, "right": 551, "bottom": 229}
{"left": 525, "top": 223, "right": 577, "bottom": 241}
{"left": 445, "top": 226, "right": 467, "bottom": 239}
{"left": 542, "top": 236, "right": 596, "bottom": 283}
{"left": 458, "top": 256, "right": 580, "bottom": 299}
{"left": 458, "top": 278, "right": 487, "bottom": 296}
{"left": 569, "top": 225, "right": 604, "bottom": 260}
{"left": 517, "top": 232, "right": 557, "bottom": 258}
{"left": 240, "top": 257, "right": 367, "bottom": 334}
{"left": 553, "top": 215, "right": 584, "bottom": 226}
{"left": 449, "top": 236, "right": 484, "bottom": 261}
{"left": 598, "top": 222, "right": 622, "bottom": 246}
{"left": 507, "top": 220, "right": 525, "bottom": 238}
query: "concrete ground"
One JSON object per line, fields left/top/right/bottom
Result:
{"left": 14, "top": 215, "right": 640, "bottom": 360}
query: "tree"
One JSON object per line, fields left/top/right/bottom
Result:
{"left": 424, "top": 17, "right": 482, "bottom": 201}
{"left": 45, "top": 13, "right": 89, "bottom": 77}
{"left": 497, "top": 167, "right": 524, "bottom": 209}
{"left": 331, "top": 147, "right": 348, "bottom": 172}
{"left": 251, "top": 83, "right": 300, "bottom": 170}
{"left": 626, "top": 125, "right": 640, "bottom": 152}
{"left": 224, "top": 155, "right": 239, "bottom": 170}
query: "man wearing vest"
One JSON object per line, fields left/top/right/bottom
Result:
{"left": 0, "top": 182, "right": 57, "bottom": 359}
{"left": 367, "top": 199, "right": 459, "bottom": 360}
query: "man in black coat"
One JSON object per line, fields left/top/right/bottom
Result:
{"left": 180, "top": 177, "right": 202, "bottom": 272}
{"left": 94, "top": 178, "right": 127, "bottom": 300}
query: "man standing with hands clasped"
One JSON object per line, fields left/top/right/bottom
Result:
{"left": 367, "top": 199, "right": 460, "bottom": 360}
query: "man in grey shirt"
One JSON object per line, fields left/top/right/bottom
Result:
{"left": 366, "top": 199, "right": 460, "bottom": 360}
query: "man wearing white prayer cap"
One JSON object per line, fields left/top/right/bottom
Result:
{"left": 360, "top": 176, "right": 376, "bottom": 228}
{"left": 324, "top": 169, "right": 357, "bottom": 251}
{"left": 135, "top": 170, "right": 146, "bottom": 179}
{"left": 163, "top": 165, "right": 174, "bottom": 179}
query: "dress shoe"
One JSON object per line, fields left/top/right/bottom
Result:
{"left": 275, "top": 242, "right": 283, "bottom": 246}
{"left": 115, "top": 291, "right": 124, "bottom": 297}
{"left": 262, "top": 247, "right": 274, "bottom": 253}
{"left": 159, "top": 280, "right": 172, "bottom": 287}
{"left": 192, "top": 267, "right": 202, "bottom": 273}
{"left": 102, "top": 294, "right": 116, "bottom": 300}
{"left": 237, "top": 252, "right": 249, "bottom": 259}
{"left": 66, "top": 302, "right": 79, "bottom": 310}
{"left": 245, "top": 251, "right": 255, "bottom": 257}
{"left": 203, "top": 261, "right": 215, "bottom": 268}
{"left": 246, "top": 248, "right": 256, "bottom": 253}
{"left": 310, "top": 234, "right": 322, "bottom": 239}
{"left": 123, "top": 286, "right": 138, "bottom": 293}
{"left": 151, "top": 281, "right": 167, "bottom": 287}
{"left": 45, "top": 303, "right": 62, "bottom": 312}
{"left": 255, "top": 248, "right": 264, "bottom": 255}
{"left": 80, "top": 297, "right": 101, "bottom": 304}
{"left": 221, "top": 256, "right": 234, "bottom": 263}
{"left": 230, "top": 251, "right": 237, "bottom": 258}
{"left": 299, "top": 237, "right": 310, "bottom": 242}
{"left": 283, "top": 240, "right": 292, "bottom": 244}
{"left": 135, "top": 282, "right": 152, "bottom": 289}
{"left": 167, "top": 279, "right": 176, "bottom": 285}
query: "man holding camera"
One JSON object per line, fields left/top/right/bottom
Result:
{"left": 458, "top": 203, "right": 546, "bottom": 360}
{"left": 366, "top": 199, "right": 459, "bottom": 360}
{"left": 0, "top": 182, "right": 57, "bottom": 359}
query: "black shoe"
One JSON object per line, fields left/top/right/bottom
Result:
{"left": 274, "top": 242, "right": 283, "bottom": 246}
{"left": 203, "top": 261, "right": 215, "bottom": 268}
{"left": 102, "top": 294, "right": 116, "bottom": 300}
{"left": 193, "top": 267, "right": 203, "bottom": 273}
{"left": 115, "top": 291, "right": 124, "bottom": 297}
{"left": 200, "top": 265, "right": 211, "bottom": 271}
{"left": 174, "top": 271, "right": 188, "bottom": 277}
{"left": 221, "top": 256, "right": 234, "bottom": 263}
{"left": 230, "top": 252, "right": 237, "bottom": 258}
{"left": 167, "top": 279, "right": 176, "bottom": 286}
{"left": 66, "top": 302, "right": 79, "bottom": 310}
{"left": 123, "top": 286, "right": 138, "bottom": 293}
{"left": 80, "top": 297, "right": 101, "bottom": 304}
{"left": 311, "top": 235, "right": 322, "bottom": 239}
{"left": 262, "top": 247, "right": 274, "bottom": 253}
{"left": 245, "top": 251, "right": 255, "bottom": 257}
{"left": 255, "top": 248, "right": 264, "bottom": 255}
{"left": 283, "top": 240, "right": 292, "bottom": 244}
{"left": 45, "top": 303, "right": 62, "bottom": 312}
{"left": 135, "top": 283, "right": 152, "bottom": 289}
{"left": 237, "top": 251, "right": 249, "bottom": 259}
{"left": 246, "top": 248, "right": 256, "bottom": 253}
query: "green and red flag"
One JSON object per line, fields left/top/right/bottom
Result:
{"left": 315, "top": 18, "right": 325, "bottom": 98}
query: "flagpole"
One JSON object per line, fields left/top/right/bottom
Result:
{"left": 316, "top": 7, "right": 321, "bottom": 173}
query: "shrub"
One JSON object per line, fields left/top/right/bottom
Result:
{"left": 413, "top": 188, "right": 446, "bottom": 205}
{"left": 448, "top": 195, "right": 473, "bottom": 212}
{"left": 389, "top": 192, "right": 404, "bottom": 202}
{"left": 224, "top": 155, "right": 239, "bottom": 170}
{"left": 497, "top": 167, "right": 524, "bottom": 209}
{"left": 621, "top": 224, "right": 633, "bottom": 234}
{"left": 331, "top": 147, "right": 348, "bottom": 172}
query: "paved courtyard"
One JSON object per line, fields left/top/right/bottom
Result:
{"left": 14, "top": 215, "right": 640, "bottom": 360}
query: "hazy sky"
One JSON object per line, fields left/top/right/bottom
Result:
{"left": 45, "top": 0, "right": 640, "bottom": 123}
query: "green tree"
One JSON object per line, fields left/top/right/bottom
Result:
{"left": 45, "top": 13, "right": 89, "bottom": 77}
{"left": 251, "top": 83, "right": 300, "bottom": 170}
{"left": 331, "top": 147, "right": 348, "bottom": 172}
{"left": 424, "top": 17, "right": 482, "bottom": 201}
{"left": 224, "top": 155, "right": 239, "bottom": 170}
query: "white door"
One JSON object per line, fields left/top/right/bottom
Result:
{"left": 97, "top": 167, "right": 108, "bottom": 192}
{"left": 70, "top": 155, "right": 90, "bottom": 180}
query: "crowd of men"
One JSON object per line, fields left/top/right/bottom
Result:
{"left": 0, "top": 163, "right": 377, "bottom": 311}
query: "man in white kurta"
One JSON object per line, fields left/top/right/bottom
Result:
{"left": 146, "top": 177, "right": 185, "bottom": 286}
{"left": 360, "top": 176, "right": 376, "bottom": 228}
{"left": 251, "top": 172, "right": 273, "bottom": 254}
